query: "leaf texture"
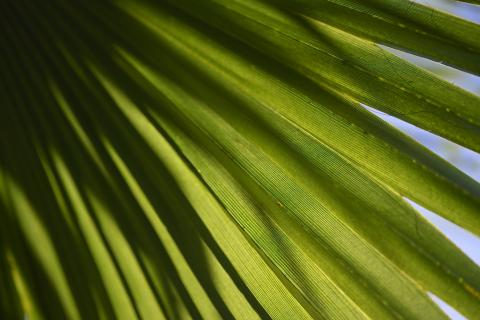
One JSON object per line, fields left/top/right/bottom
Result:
{"left": 1, "top": 0, "right": 479, "bottom": 319}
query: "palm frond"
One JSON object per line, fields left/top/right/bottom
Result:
{"left": 1, "top": 0, "right": 479, "bottom": 319}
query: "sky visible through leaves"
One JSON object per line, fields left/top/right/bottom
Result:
{"left": 376, "top": 1, "right": 480, "bottom": 318}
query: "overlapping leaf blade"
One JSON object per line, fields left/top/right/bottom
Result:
{"left": 1, "top": 0, "right": 479, "bottom": 319}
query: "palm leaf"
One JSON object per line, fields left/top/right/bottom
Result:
{"left": 1, "top": 0, "right": 479, "bottom": 319}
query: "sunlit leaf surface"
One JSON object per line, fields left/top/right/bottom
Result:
{"left": 1, "top": 0, "right": 479, "bottom": 319}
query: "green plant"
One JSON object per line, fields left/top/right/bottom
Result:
{"left": 1, "top": 0, "right": 479, "bottom": 319}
